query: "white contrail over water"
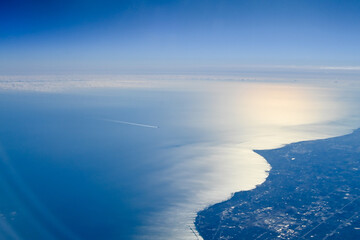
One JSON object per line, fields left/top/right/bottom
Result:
{"left": 101, "top": 118, "right": 159, "bottom": 129}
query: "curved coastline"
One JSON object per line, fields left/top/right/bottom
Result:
{"left": 195, "top": 128, "right": 360, "bottom": 240}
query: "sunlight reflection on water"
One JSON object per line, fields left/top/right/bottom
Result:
{"left": 0, "top": 78, "right": 360, "bottom": 240}
{"left": 137, "top": 80, "right": 360, "bottom": 240}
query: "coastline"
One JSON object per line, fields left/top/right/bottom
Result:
{"left": 195, "top": 128, "right": 360, "bottom": 239}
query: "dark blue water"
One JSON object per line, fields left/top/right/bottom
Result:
{"left": 0, "top": 89, "right": 207, "bottom": 240}
{"left": 1, "top": 81, "right": 360, "bottom": 240}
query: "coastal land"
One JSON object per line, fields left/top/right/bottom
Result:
{"left": 195, "top": 129, "right": 360, "bottom": 239}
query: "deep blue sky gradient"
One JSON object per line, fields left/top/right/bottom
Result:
{"left": 1, "top": 0, "right": 360, "bottom": 73}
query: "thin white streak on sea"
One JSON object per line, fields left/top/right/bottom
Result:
{"left": 101, "top": 118, "right": 159, "bottom": 129}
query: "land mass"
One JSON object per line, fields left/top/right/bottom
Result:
{"left": 195, "top": 129, "right": 360, "bottom": 239}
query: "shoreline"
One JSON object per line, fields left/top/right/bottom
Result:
{"left": 195, "top": 128, "right": 360, "bottom": 239}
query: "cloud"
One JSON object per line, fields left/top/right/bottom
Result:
{"left": 1, "top": 68, "right": 360, "bottom": 92}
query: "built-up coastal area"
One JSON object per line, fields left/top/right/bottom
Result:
{"left": 196, "top": 129, "right": 360, "bottom": 239}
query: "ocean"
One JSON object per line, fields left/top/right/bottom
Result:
{"left": 0, "top": 76, "right": 359, "bottom": 239}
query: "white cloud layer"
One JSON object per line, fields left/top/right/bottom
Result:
{"left": 1, "top": 67, "right": 360, "bottom": 92}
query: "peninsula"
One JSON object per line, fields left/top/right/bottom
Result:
{"left": 195, "top": 129, "right": 360, "bottom": 239}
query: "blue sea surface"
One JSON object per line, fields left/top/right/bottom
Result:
{"left": 0, "top": 89, "right": 206, "bottom": 240}
{"left": 0, "top": 80, "right": 359, "bottom": 240}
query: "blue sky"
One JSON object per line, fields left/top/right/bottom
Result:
{"left": 1, "top": 0, "right": 360, "bottom": 74}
